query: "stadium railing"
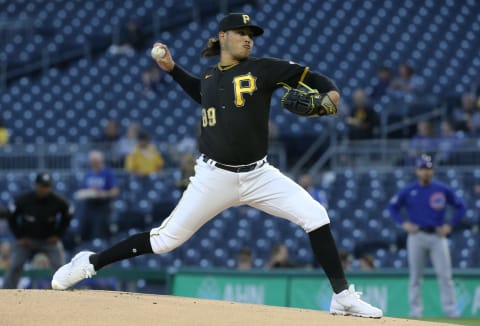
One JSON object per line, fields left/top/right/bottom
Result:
{"left": 307, "top": 137, "right": 480, "bottom": 175}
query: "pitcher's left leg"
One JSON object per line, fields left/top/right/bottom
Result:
{"left": 242, "top": 165, "right": 382, "bottom": 318}
{"left": 241, "top": 164, "right": 329, "bottom": 231}
{"left": 430, "top": 236, "right": 458, "bottom": 317}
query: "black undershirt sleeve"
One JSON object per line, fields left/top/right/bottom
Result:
{"left": 303, "top": 71, "right": 339, "bottom": 93}
{"left": 169, "top": 64, "right": 202, "bottom": 104}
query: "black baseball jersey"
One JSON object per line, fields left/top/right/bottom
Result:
{"left": 170, "top": 57, "right": 338, "bottom": 165}
{"left": 8, "top": 191, "right": 72, "bottom": 239}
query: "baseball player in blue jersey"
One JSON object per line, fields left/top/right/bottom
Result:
{"left": 388, "top": 154, "right": 466, "bottom": 318}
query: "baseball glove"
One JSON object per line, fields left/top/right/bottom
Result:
{"left": 280, "top": 82, "right": 338, "bottom": 117}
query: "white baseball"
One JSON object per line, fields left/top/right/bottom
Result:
{"left": 151, "top": 46, "right": 166, "bottom": 60}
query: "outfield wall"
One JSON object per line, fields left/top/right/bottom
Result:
{"left": 172, "top": 269, "right": 480, "bottom": 318}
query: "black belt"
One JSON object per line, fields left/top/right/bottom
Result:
{"left": 201, "top": 154, "right": 266, "bottom": 173}
{"left": 419, "top": 227, "right": 436, "bottom": 234}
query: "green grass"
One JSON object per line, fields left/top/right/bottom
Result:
{"left": 420, "top": 318, "right": 480, "bottom": 325}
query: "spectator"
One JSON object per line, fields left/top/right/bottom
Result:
{"left": 142, "top": 65, "right": 164, "bottom": 95}
{"left": 439, "top": 120, "right": 459, "bottom": 138}
{"left": 31, "top": 252, "right": 50, "bottom": 269}
{"left": 2, "top": 172, "right": 72, "bottom": 289}
{"left": 176, "top": 152, "right": 196, "bottom": 191}
{"left": 0, "top": 240, "right": 11, "bottom": 269}
{"left": 236, "top": 247, "right": 253, "bottom": 270}
{"left": 345, "top": 89, "right": 378, "bottom": 140}
{"left": 475, "top": 184, "right": 480, "bottom": 195}
{"left": 452, "top": 93, "right": 480, "bottom": 137}
{"left": 265, "top": 244, "right": 298, "bottom": 269}
{"left": 298, "top": 173, "right": 328, "bottom": 209}
{"left": 0, "top": 118, "right": 9, "bottom": 146}
{"left": 412, "top": 120, "right": 436, "bottom": 145}
{"left": 452, "top": 93, "right": 475, "bottom": 129}
{"left": 388, "top": 62, "right": 425, "bottom": 103}
{"left": 97, "top": 119, "right": 120, "bottom": 144}
{"left": 109, "top": 18, "right": 146, "bottom": 55}
{"left": 369, "top": 65, "right": 392, "bottom": 101}
{"left": 402, "top": 120, "right": 436, "bottom": 166}
{"left": 358, "top": 254, "right": 375, "bottom": 271}
{"left": 125, "top": 131, "right": 165, "bottom": 176}
{"left": 25, "top": 253, "right": 52, "bottom": 289}
{"left": 462, "top": 117, "right": 480, "bottom": 138}
{"left": 114, "top": 122, "right": 140, "bottom": 166}
{"left": 387, "top": 154, "right": 466, "bottom": 318}
{"left": 437, "top": 120, "right": 462, "bottom": 164}
{"left": 172, "top": 124, "right": 201, "bottom": 163}
{"left": 174, "top": 135, "right": 197, "bottom": 161}
{"left": 75, "top": 151, "right": 119, "bottom": 241}
{"left": 338, "top": 249, "right": 352, "bottom": 271}
{"left": 95, "top": 119, "right": 121, "bottom": 167}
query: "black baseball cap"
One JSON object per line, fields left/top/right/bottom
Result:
{"left": 35, "top": 172, "right": 52, "bottom": 187}
{"left": 138, "top": 130, "right": 150, "bottom": 141}
{"left": 416, "top": 154, "right": 433, "bottom": 169}
{"left": 219, "top": 13, "right": 264, "bottom": 36}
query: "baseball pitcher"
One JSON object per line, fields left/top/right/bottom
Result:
{"left": 52, "top": 13, "right": 381, "bottom": 318}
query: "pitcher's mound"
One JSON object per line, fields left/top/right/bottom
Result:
{"left": 0, "top": 290, "right": 448, "bottom": 325}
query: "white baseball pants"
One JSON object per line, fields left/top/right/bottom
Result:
{"left": 149, "top": 156, "right": 330, "bottom": 254}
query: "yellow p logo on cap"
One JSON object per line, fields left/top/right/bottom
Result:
{"left": 242, "top": 14, "right": 250, "bottom": 24}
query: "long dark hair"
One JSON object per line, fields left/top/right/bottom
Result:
{"left": 201, "top": 37, "right": 220, "bottom": 57}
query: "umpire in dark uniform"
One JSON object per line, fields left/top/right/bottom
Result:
{"left": 2, "top": 172, "right": 72, "bottom": 288}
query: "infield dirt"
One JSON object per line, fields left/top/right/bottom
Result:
{"left": 0, "top": 290, "right": 453, "bottom": 325}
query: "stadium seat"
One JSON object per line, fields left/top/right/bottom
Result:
{"left": 1, "top": 0, "right": 479, "bottom": 270}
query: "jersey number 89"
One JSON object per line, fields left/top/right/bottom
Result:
{"left": 202, "top": 107, "right": 216, "bottom": 127}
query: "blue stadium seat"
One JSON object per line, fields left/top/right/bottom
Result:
{"left": 1, "top": 0, "right": 480, "bottom": 270}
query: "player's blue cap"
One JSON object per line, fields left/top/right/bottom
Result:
{"left": 219, "top": 13, "right": 264, "bottom": 36}
{"left": 416, "top": 154, "right": 433, "bottom": 169}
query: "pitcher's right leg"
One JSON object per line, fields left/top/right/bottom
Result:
{"left": 242, "top": 165, "right": 382, "bottom": 318}
{"left": 52, "top": 158, "right": 239, "bottom": 290}
{"left": 149, "top": 159, "right": 240, "bottom": 254}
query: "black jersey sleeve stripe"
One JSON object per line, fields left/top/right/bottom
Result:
{"left": 169, "top": 64, "right": 202, "bottom": 104}
{"left": 297, "top": 66, "right": 310, "bottom": 87}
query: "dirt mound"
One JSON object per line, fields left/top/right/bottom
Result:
{"left": 0, "top": 290, "right": 449, "bottom": 326}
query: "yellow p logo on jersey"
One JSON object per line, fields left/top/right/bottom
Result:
{"left": 242, "top": 15, "right": 250, "bottom": 24}
{"left": 233, "top": 73, "right": 257, "bottom": 107}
